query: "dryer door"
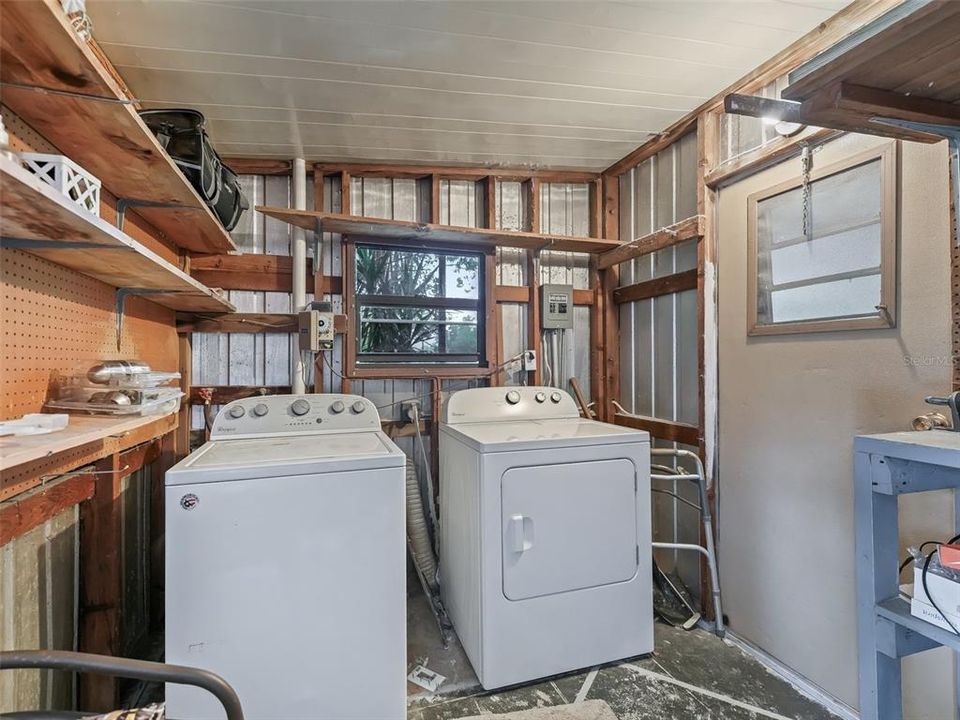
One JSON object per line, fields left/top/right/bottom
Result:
{"left": 501, "top": 458, "right": 638, "bottom": 601}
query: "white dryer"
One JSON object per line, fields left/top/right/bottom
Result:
{"left": 165, "top": 394, "right": 406, "bottom": 720}
{"left": 439, "top": 387, "right": 652, "bottom": 690}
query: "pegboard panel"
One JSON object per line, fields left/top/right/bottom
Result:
{"left": 3, "top": 105, "right": 57, "bottom": 154}
{"left": 1, "top": 249, "right": 177, "bottom": 420}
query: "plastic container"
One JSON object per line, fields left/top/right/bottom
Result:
{"left": 46, "top": 387, "right": 183, "bottom": 416}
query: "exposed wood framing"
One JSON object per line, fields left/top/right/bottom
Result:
{"left": 79, "top": 439, "right": 161, "bottom": 710}
{"left": 494, "top": 286, "right": 593, "bottom": 305}
{"left": 613, "top": 269, "right": 698, "bottom": 305}
{"left": 222, "top": 158, "right": 294, "bottom": 176}
{"left": 614, "top": 414, "right": 700, "bottom": 446}
{"left": 190, "top": 254, "right": 342, "bottom": 295}
{"left": 484, "top": 251, "right": 500, "bottom": 383}
{"left": 176, "top": 312, "right": 347, "bottom": 335}
{"left": 597, "top": 216, "right": 703, "bottom": 270}
{"left": 175, "top": 334, "right": 192, "bottom": 460}
{"left": 313, "top": 162, "right": 597, "bottom": 184}
{"left": 256, "top": 208, "right": 619, "bottom": 254}
{"left": 705, "top": 128, "right": 841, "bottom": 189}
{"left": 189, "top": 386, "right": 292, "bottom": 405}
{"left": 0, "top": 470, "right": 95, "bottom": 545}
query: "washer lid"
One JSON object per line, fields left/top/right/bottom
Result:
{"left": 166, "top": 431, "right": 405, "bottom": 485}
{"left": 441, "top": 418, "right": 648, "bottom": 452}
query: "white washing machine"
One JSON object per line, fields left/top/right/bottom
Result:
{"left": 439, "top": 387, "right": 652, "bottom": 690}
{"left": 165, "top": 394, "right": 406, "bottom": 720}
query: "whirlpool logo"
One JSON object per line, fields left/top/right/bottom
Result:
{"left": 180, "top": 493, "right": 200, "bottom": 511}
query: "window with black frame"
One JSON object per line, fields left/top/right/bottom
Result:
{"left": 355, "top": 244, "right": 485, "bottom": 366}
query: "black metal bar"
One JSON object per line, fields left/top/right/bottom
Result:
{"left": 0, "top": 650, "right": 244, "bottom": 720}
{"left": 724, "top": 93, "right": 803, "bottom": 123}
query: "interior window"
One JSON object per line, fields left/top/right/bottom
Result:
{"left": 748, "top": 146, "right": 896, "bottom": 335}
{"left": 355, "top": 244, "right": 485, "bottom": 365}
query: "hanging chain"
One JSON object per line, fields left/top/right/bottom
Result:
{"left": 800, "top": 143, "right": 813, "bottom": 243}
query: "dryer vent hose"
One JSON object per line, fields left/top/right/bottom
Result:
{"left": 406, "top": 457, "right": 438, "bottom": 590}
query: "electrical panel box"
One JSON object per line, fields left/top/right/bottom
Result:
{"left": 298, "top": 302, "right": 335, "bottom": 352}
{"left": 541, "top": 284, "right": 574, "bottom": 330}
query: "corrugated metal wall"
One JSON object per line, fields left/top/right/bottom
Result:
{"left": 614, "top": 132, "right": 702, "bottom": 595}
{"left": 189, "top": 171, "right": 594, "bottom": 502}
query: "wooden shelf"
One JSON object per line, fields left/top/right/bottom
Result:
{"left": 256, "top": 208, "right": 620, "bottom": 254}
{"left": 0, "top": 156, "right": 236, "bottom": 313}
{"left": 0, "top": 413, "right": 173, "bottom": 475}
{"left": 0, "top": 0, "right": 235, "bottom": 254}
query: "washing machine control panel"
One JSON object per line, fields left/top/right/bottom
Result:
{"left": 210, "top": 394, "right": 382, "bottom": 439}
{"left": 443, "top": 386, "right": 581, "bottom": 424}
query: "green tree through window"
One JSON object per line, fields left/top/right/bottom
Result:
{"left": 355, "top": 244, "right": 484, "bottom": 364}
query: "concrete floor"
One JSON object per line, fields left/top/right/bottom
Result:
{"left": 406, "top": 583, "right": 838, "bottom": 720}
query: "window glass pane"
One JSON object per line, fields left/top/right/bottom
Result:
{"left": 754, "top": 155, "right": 887, "bottom": 330}
{"left": 769, "top": 274, "right": 881, "bottom": 323}
{"left": 359, "top": 306, "right": 441, "bottom": 354}
{"left": 444, "top": 310, "right": 478, "bottom": 354}
{"left": 769, "top": 223, "right": 882, "bottom": 286}
{"left": 445, "top": 254, "right": 480, "bottom": 299}
{"left": 356, "top": 247, "right": 440, "bottom": 297}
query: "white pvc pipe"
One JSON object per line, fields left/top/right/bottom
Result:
{"left": 292, "top": 157, "right": 307, "bottom": 393}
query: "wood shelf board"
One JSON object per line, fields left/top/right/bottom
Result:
{"left": 255, "top": 208, "right": 619, "bottom": 254}
{"left": 0, "top": 412, "right": 175, "bottom": 479}
{"left": 784, "top": 1, "right": 960, "bottom": 104}
{"left": 1, "top": 157, "right": 235, "bottom": 314}
{"left": 0, "top": 0, "right": 235, "bottom": 254}
{"left": 779, "top": 1, "right": 960, "bottom": 137}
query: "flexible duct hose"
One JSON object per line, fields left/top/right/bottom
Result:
{"left": 406, "top": 457, "right": 438, "bottom": 590}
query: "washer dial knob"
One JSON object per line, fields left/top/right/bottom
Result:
{"left": 550, "top": 392, "right": 562, "bottom": 404}
{"left": 330, "top": 400, "right": 345, "bottom": 414}
{"left": 290, "top": 399, "right": 311, "bottom": 416}
{"left": 506, "top": 390, "right": 521, "bottom": 405}
{"left": 352, "top": 401, "right": 366, "bottom": 414}
{"left": 252, "top": 403, "right": 269, "bottom": 417}
{"left": 534, "top": 392, "right": 546, "bottom": 403}
{"left": 228, "top": 405, "right": 246, "bottom": 419}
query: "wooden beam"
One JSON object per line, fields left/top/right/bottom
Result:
{"left": 493, "top": 286, "right": 594, "bottom": 305}
{"left": 175, "top": 334, "right": 192, "bottom": 460}
{"left": 255, "top": 208, "right": 620, "bottom": 254}
{"left": 705, "top": 127, "right": 840, "bottom": 188}
{"left": 430, "top": 174, "right": 441, "bottom": 224}
{"left": 597, "top": 216, "right": 704, "bottom": 270}
{"left": 600, "top": 266, "right": 620, "bottom": 422}
{"left": 603, "top": 0, "right": 903, "bottom": 177}
{"left": 613, "top": 414, "right": 700, "bottom": 446}
{"left": 189, "top": 386, "right": 291, "bottom": 405}
{"left": 312, "top": 162, "right": 598, "bottom": 184}
{"left": 221, "top": 158, "right": 293, "bottom": 176}
{"left": 190, "top": 254, "right": 343, "bottom": 294}
{"left": 176, "top": 312, "right": 347, "bottom": 335}
{"left": 485, "top": 176, "right": 497, "bottom": 230}
{"left": 484, "top": 252, "right": 499, "bottom": 381}
{"left": 79, "top": 451, "right": 123, "bottom": 711}
{"left": 0, "top": 470, "right": 95, "bottom": 546}
{"left": 589, "top": 257, "right": 604, "bottom": 415}
{"left": 613, "top": 269, "right": 699, "bottom": 304}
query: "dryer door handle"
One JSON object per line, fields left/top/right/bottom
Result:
{"left": 509, "top": 514, "right": 535, "bottom": 553}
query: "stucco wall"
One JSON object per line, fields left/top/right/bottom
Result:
{"left": 716, "top": 134, "right": 955, "bottom": 718}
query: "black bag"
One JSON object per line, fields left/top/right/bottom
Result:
{"left": 139, "top": 109, "right": 248, "bottom": 231}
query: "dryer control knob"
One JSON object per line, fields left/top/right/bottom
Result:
{"left": 228, "top": 405, "right": 246, "bottom": 419}
{"left": 506, "top": 390, "right": 521, "bottom": 405}
{"left": 330, "top": 400, "right": 345, "bottom": 414}
{"left": 290, "top": 399, "right": 311, "bottom": 416}
{"left": 534, "top": 391, "right": 546, "bottom": 403}
{"left": 351, "top": 401, "right": 366, "bottom": 414}
{"left": 550, "top": 392, "right": 562, "bottom": 404}
{"left": 252, "top": 403, "right": 269, "bottom": 417}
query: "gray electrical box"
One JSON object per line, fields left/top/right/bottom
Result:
{"left": 540, "top": 284, "right": 574, "bottom": 329}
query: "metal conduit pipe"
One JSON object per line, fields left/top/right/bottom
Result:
{"left": 291, "top": 157, "right": 307, "bottom": 393}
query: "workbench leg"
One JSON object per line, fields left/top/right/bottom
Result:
{"left": 855, "top": 452, "right": 902, "bottom": 720}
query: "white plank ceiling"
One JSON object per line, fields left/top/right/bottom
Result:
{"left": 88, "top": 0, "right": 848, "bottom": 170}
